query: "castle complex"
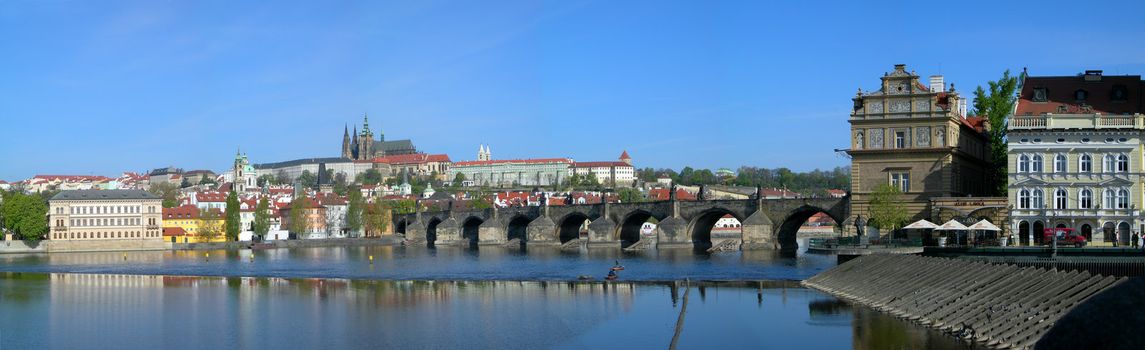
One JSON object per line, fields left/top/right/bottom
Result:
{"left": 341, "top": 115, "right": 418, "bottom": 160}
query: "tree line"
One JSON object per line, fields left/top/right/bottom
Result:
{"left": 635, "top": 166, "right": 850, "bottom": 194}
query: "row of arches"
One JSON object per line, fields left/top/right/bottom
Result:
{"left": 1016, "top": 219, "right": 1131, "bottom": 245}
{"left": 397, "top": 205, "right": 840, "bottom": 252}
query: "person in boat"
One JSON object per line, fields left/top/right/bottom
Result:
{"left": 607, "top": 270, "right": 617, "bottom": 278}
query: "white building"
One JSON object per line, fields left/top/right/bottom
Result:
{"left": 570, "top": 151, "right": 636, "bottom": 187}
{"left": 449, "top": 145, "right": 571, "bottom": 187}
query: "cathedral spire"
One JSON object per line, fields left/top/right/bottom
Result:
{"left": 361, "top": 113, "right": 371, "bottom": 135}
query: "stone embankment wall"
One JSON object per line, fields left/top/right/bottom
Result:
{"left": 802, "top": 254, "right": 1124, "bottom": 350}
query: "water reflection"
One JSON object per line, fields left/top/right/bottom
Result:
{"left": 0, "top": 272, "right": 967, "bottom": 349}
{"left": 0, "top": 245, "right": 836, "bottom": 281}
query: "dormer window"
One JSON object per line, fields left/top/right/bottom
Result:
{"left": 1033, "top": 87, "right": 1048, "bottom": 102}
{"left": 1057, "top": 106, "right": 1068, "bottom": 113}
{"left": 1075, "top": 89, "right": 1088, "bottom": 102}
{"left": 1111, "top": 85, "right": 1128, "bottom": 101}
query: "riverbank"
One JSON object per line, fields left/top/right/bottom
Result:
{"left": 172, "top": 236, "right": 405, "bottom": 251}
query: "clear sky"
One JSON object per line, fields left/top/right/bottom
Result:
{"left": 3, "top": 0, "right": 1144, "bottom": 181}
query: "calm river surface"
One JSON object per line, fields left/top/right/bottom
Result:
{"left": 0, "top": 243, "right": 968, "bottom": 349}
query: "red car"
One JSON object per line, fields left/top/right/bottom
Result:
{"left": 1043, "top": 228, "right": 1087, "bottom": 247}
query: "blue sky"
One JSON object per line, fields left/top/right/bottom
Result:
{"left": 2, "top": 0, "right": 1144, "bottom": 181}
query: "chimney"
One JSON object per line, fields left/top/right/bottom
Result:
{"left": 929, "top": 75, "right": 945, "bottom": 92}
{"left": 958, "top": 99, "right": 968, "bottom": 117}
{"left": 1084, "top": 70, "right": 1103, "bottom": 82}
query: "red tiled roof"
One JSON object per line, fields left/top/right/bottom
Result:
{"left": 195, "top": 191, "right": 228, "bottom": 202}
{"left": 648, "top": 188, "right": 697, "bottom": 201}
{"left": 164, "top": 205, "right": 201, "bottom": 220}
{"left": 317, "top": 194, "right": 348, "bottom": 206}
{"left": 32, "top": 175, "right": 112, "bottom": 182}
{"left": 962, "top": 116, "right": 987, "bottom": 133}
{"left": 453, "top": 158, "right": 572, "bottom": 166}
{"left": 619, "top": 150, "right": 631, "bottom": 160}
{"left": 1016, "top": 73, "right": 1144, "bottom": 116}
{"left": 573, "top": 161, "right": 631, "bottom": 168}
{"left": 163, "top": 227, "right": 188, "bottom": 237}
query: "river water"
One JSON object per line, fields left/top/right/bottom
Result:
{"left": 0, "top": 244, "right": 969, "bottom": 349}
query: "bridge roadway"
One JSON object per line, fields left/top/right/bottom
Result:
{"left": 396, "top": 193, "right": 849, "bottom": 252}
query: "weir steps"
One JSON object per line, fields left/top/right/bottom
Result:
{"left": 802, "top": 254, "right": 1124, "bottom": 349}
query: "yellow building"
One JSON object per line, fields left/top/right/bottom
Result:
{"left": 162, "top": 204, "right": 227, "bottom": 243}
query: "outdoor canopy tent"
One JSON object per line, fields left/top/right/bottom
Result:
{"left": 968, "top": 219, "right": 1003, "bottom": 245}
{"left": 934, "top": 220, "right": 969, "bottom": 246}
{"left": 903, "top": 219, "right": 939, "bottom": 229}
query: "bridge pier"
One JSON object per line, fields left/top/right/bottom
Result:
{"left": 741, "top": 209, "right": 775, "bottom": 250}
{"left": 434, "top": 218, "right": 463, "bottom": 246}
{"left": 405, "top": 220, "right": 427, "bottom": 244}
{"left": 656, "top": 216, "right": 690, "bottom": 249}
{"left": 478, "top": 220, "right": 507, "bottom": 246}
{"left": 525, "top": 215, "right": 559, "bottom": 247}
{"left": 586, "top": 216, "right": 620, "bottom": 248}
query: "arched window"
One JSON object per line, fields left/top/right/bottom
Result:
{"left": 1019, "top": 155, "right": 1030, "bottom": 173}
{"left": 1117, "top": 189, "right": 1130, "bottom": 209}
{"left": 1032, "top": 189, "right": 1044, "bottom": 209}
{"left": 1019, "top": 189, "right": 1031, "bottom": 209}
{"left": 1054, "top": 154, "right": 1067, "bottom": 173}
{"left": 1104, "top": 154, "right": 1115, "bottom": 173}
{"left": 1080, "top": 189, "right": 1093, "bottom": 209}
{"left": 1104, "top": 189, "right": 1116, "bottom": 209}
{"left": 1032, "top": 155, "right": 1044, "bottom": 173}
{"left": 1080, "top": 154, "right": 1092, "bottom": 173}
{"left": 1117, "top": 154, "right": 1129, "bottom": 172}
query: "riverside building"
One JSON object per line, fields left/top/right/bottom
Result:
{"left": 1008, "top": 69, "right": 1145, "bottom": 245}
{"left": 47, "top": 190, "right": 164, "bottom": 241}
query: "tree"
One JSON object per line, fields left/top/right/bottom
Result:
{"left": 275, "top": 170, "right": 291, "bottom": 185}
{"left": 198, "top": 208, "right": 224, "bottom": 241}
{"left": 147, "top": 182, "right": 180, "bottom": 208}
{"left": 334, "top": 173, "right": 349, "bottom": 196}
{"left": 357, "top": 168, "right": 383, "bottom": 185}
{"left": 198, "top": 174, "right": 215, "bottom": 185}
{"left": 0, "top": 191, "right": 48, "bottom": 242}
{"left": 972, "top": 70, "right": 1020, "bottom": 196}
{"left": 346, "top": 187, "right": 364, "bottom": 236}
{"left": 288, "top": 196, "right": 309, "bottom": 237}
{"left": 257, "top": 174, "right": 276, "bottom": 187}
{"left": 297, "top": 170, "right": 317, "bottom": 189}
{"left": 452, "top": 172, "right": 466, "bottom": 186}
{"left": 253, "top": 197, "right": 270, "bottom": 238}
{"left": 868, "top": 184, "right": 909, "bottom": 232}
{"left": 617, "top": 188, "right": 645, "bottom": 203}
{"left": 180, "top": 176, "right": 192, "bottom": 188}
{"left": 224, "top": 190, "right": 240, "bottom": 241}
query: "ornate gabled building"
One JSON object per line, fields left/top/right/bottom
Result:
{"left": 847, "top": 64, "right": 996, "bottom": 233}
{"left": 341, "top": 114, "right": 418, "bottom": 160}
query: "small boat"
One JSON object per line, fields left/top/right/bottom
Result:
{"left": 610, "top": 265, "right": 625, "bottom": 271}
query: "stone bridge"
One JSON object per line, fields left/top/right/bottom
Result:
{"left": 396, "top": 194, "right": 849, "bottom": 252}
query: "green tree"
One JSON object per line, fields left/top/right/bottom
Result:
{"left": 972, "top": 70, "right": 1020, "bottom": 196}
{"left": 297, "top": 170, "right": 317, "bottom": 189}
{"left": 452, "top": 172, "right": 466, "bottom": 186}
{"left": 868, "top": 184, "right": 909, "bottom": 232}
{"left": 257, "top": 174, "right": 276, "bottom": 187}
{"left": 198, "top": 208, "right": 224, "bottom": 240}
{"left": 0, "top": 191, "right": 48, "bottom": 242}
{"left": 180, "top": 176, "right": 192, "bottom": 188}
{"left": 198, "top": 174, "right": 215, "bottom": 185}
{"left": 617, "top": 188, "right": 645, "bottom": 203}
{"left": 288, "top": 196, "right": 309, "bottom": 237}
{"left": 333, "top": 173, "right": 348, "bottom": 196}
{"left": 346, "top": 187, "right": 364, "bottom": 235}
{"left": 357, "top": 168, "right": 383, "bottom": 185}
{"left": 253, "top": 197, "right": 270, "bottom": 238}
{"left": 275, "top": 170, "right": 291, "bottom": 185}
{"left": 224, "top": 190, "right": 240, "bottom": 241}
{"left": 147, "top": 182, "right": 180, "bottom": 208}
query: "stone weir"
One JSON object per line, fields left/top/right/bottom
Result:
{"left": 802, "top": 254, "right": 1124, "bottom": 349}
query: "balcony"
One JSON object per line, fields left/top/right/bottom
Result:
{"left": 1010, "top": 113, "right": 1144, "bottom": 131}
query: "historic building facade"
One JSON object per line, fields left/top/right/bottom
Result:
{"left": 570, "top": 151, "right": 636, "bottom": 187}
{"left": 848, "top": 64, "right": 995, "bottom": 233}
{"left": 449, "top": 145, "right": 570, "bottom": 187}
{"left": 47, "top": 190, "right": 164, "bottom": 241}
{"left": 1008, "top": 70, "right": 1145, "bottom": 245}
{"left": 341, "top": 115, "right": 418, "bottom": 160}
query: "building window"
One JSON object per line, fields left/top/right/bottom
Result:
{"left": 1080, "top": 189, "right": 1093, "bottom": 209}
{"left": 1080, "top": 154, "right": 1092, "bottom": 173}
{"left": 1104, "top": 189, "right": 1116, "bottom": 209}
{"left": 1117, "top": 154, "right": 1129, "bottom": 172}
{"left": 1031, "top": 155, "right": 1043, "bottom": 173}
{"left": 1055, "top": 189, "right": 1068, "bottom": 209}
{"left": 894, "top": 131, "right": 906, "bottom": 148}
{"left": 1117, "top": 189, "right": 1130, "bottom": 209}
{"left": 1111, "top": 85, "right": 1128, "bottom": 101}
{"left": 1032, "top": 189, "right": 1044, "bottom": 209}
{"left": 1054, "top": 154, "right": 1067, "bottom": 173}
{"left": 1019, "top": 189, "right": 1031, "bottom": 209}
{"left": 889, "top": 172, "right": 910, "bottom": 192}
{"left": 1104, "top": 155, "right": 1115, "bottom": 173}
{"left": 1075, "top": 89, "right": 1088, "bottom": 101}
{"left": 1019, "top": 155, "right": 1030, "bottom": 172}
{"left": 1033, "top": 87, "right": 1048, "bottom": 102}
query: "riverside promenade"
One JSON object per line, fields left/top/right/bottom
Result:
{"left": 803, "top": 254, "right": 1124, "bottom": 349}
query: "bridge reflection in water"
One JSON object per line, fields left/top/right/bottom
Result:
{"left": 1, "top": 273, "right": 966, "bottom": 349}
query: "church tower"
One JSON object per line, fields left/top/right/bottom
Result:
{"left": 358, "top": 114, "right": 374, "bottom": 160}
{"left": 341, "top": 125, "right": 352, "bottom": 159}
{"left": 352, "top": 126, "right": 359, "bottom": 160}
{"left": 233, "top": 149, "right": 256, "bottom": 193}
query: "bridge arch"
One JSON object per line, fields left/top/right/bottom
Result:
{"left": 425, "top": 217, "right": 442, "bottom": 247}
{"left": 556, "top": 212, "right": 591, "bottom": 243}
{"left": 688, "top": 207, "right": 745, "bottom": 251}
{"left": 395, "top": 218, "right": 408, "bottom": 235}
{"left": 461, "top": 216, "right": 484, "bottom": 248}
{"left": 506, "top": 214, "right": 531, "bottom": 247}
{"left": 776, "top": 204, "right": 844, "bottom": 252}
{"left": 618, "top": 209, "right": 661, "bottom": 248}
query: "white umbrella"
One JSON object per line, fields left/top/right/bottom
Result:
{"left": 968, "top": 219, "right": 1001, "bottom": 231}
{"left": 903, "top": 219, "right": 939, "bottom": 229}
{"left": 934, "top": 220, "right": 969, "bottom": 230}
